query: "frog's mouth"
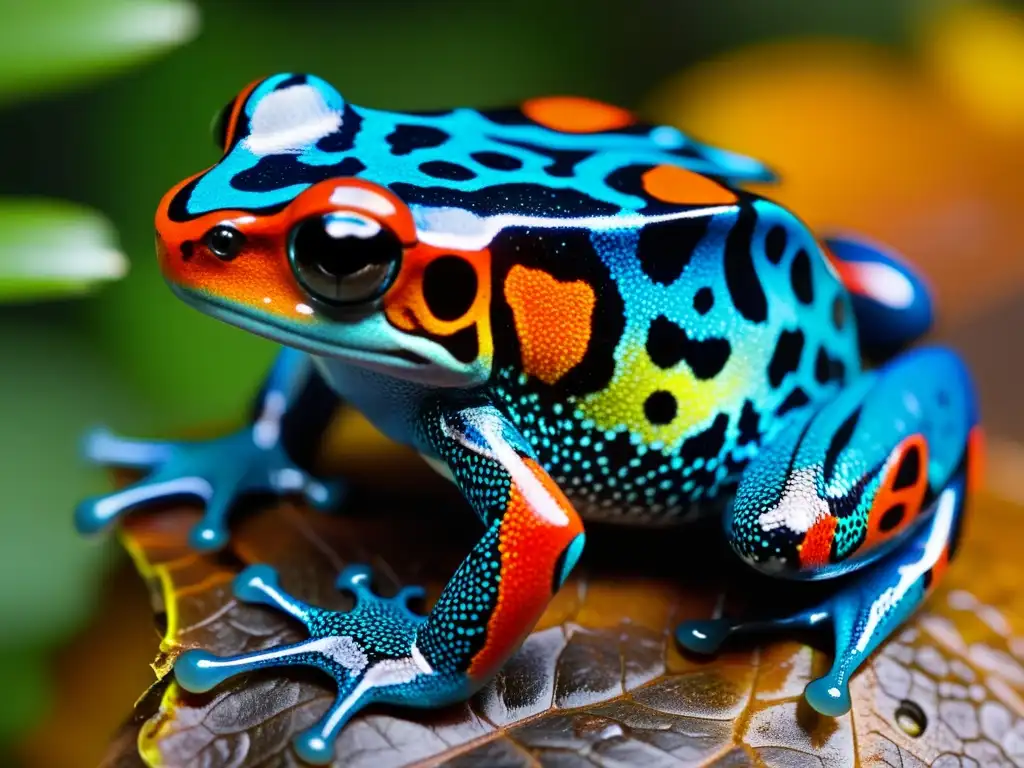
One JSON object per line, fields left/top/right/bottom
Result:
{"left": 169, "top": 283, "right": 487, "bottom": 386}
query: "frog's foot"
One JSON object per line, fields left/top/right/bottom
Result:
{"left": 75, "top": 426, "right": 345, "bottom": 551}
{"left": 679, "top": 479, "right": 967, "bottom": 718}
{"left": 677, "top": 607, "right": 846, "bottom": 709}
{"left": 174, "top": 564, "right": 441, "bottom": 765}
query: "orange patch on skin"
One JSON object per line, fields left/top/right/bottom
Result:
{"left": 221, "top": 78, "right": 262, "bottom": 152}
{"left": 467, "top": 458, "right": 583, "bottom": 681}
{"left": 863, "top": 434, "right": 929, "bottom": 552}
{"left": 504, "top": 265, "right": 595, "bottom": 385}
{"left": 382, "top": 244, "right": 493, "bottom": 365}
{"left": 522, "top": 96, "right": 635, "bottom": 133}
{"left": 799, "top": 515, "right": 837, "bottom": 569}
{"left": 641, "top": 164, "right": 739, "bottom": 205}
{"left": 154, "top": 177, "right": 416, "bottom": 322}
{"left": 967, "top": 425, "right": 986, "bottom": 494}
{"left": 927, "top": 545, "right": 951, "bottom": 595}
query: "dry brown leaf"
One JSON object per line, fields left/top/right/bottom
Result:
{"left": 97, "top": 481, "right": 1024, "bottom": 767}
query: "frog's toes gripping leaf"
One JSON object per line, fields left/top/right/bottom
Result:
{"left": 113, "top": 492, "right": 1024, "bottom": 767}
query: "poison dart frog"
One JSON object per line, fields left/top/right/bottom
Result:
{"left": 76, "top": 73, "right": 982, "bottom": 764}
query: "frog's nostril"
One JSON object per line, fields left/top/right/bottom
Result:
{"left": 181, "top": 240, "right": 195, "bottom": 261}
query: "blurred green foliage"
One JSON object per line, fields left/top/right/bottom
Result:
{"left": 4, "top": 0, "right": 997, "bottom": 751}
{"left": 0, "top": 0, "right": 196, "bottom": 748}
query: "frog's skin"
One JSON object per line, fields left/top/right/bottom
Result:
{"left": 76, "top": 74, "right": 982, "bottom": 765}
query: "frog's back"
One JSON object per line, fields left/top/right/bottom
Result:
{"left": 183, "top": 73, "right": 774, "bottom": 220}
{"left": 484, "top": 194, "right": 862, "bottom": 523}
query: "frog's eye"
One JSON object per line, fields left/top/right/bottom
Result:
{"left": 210, "top": 98, "right": 236, "bottom": 152}
{"left": 202, "top": 225, "right": 246, "bottom": 261}
{"left": 288, "top": 212, "right": 402, "bottom": 305}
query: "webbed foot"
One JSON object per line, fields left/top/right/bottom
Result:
{"left": 75, "top": 425, "right": 345, "bottom": 551}
{"left": 174, "top": 564, "right": 442, "bottom": 765}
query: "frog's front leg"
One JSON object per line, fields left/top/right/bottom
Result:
{"left": 75, "top": 347, "right": 345, "bottom": 550}
{"left": 173, "top": 402, "right": 585, "bottom": 764}
{"left": 678, "top": 346, "right": 981, "bottom": 716}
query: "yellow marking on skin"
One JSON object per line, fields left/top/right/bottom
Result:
{"left": 578, "top": 335, "right": 763, "bottom": 449}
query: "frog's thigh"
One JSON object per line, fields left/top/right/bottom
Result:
{"left": 728, "top": 345, "right": 979, "bottom": 579}
{"left": 678, "top": 346, "right": 981, "bottom": 716}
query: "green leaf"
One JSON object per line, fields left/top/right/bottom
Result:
{"left": 0, "top": 199, "right": 128, "bottom": 302}
{"left": 0, "top": 0, "right": 199, "bottom": 104}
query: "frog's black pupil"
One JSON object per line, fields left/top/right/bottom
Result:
{"left": 210, "top": 98, "right": 235, "bottom": 151}
{"left": 289, "top": 215, "right": 402, "bottom": 303}
{"left": 206, "top": 226, "right": 243, "bottom": 260}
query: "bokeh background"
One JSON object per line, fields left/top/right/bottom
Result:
{"left": 2, "top": 0, "right": 1024, "bottom": 765}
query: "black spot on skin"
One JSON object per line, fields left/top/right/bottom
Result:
{"left": 496, "top": 138, "right": 590, "bottom": 177}
{"left": 814, "top": 347, "right": 847, "bottom": 384}
{"left": 892, "top": 444, "right": 922, "bottom": 491}
{"left": 646, "top": 316, "right": 730, "bottom": 379}
{"left": 489, "top": 227, "right": 624, "bottom": 397}
{"left": 879, "top": 504, "right": 906, "bottom": 533}
{"left": 314, "top": 104, "right": 363, "bottom": 153}
{"left": 737, "top": 401, "right": 760, "bottom": 445}
{"left": 211, "top": 98, "right": 235, "bottom": 151}
{"left": 776, "top": 387, "right": 810, "bottom": 416}
{"left": 937, "top": 390, "right": 951, "bottom": 407}
{"left": 765, "top": 225, "right": 787, "bottom": 264}
{"left": 832, "top": 295, "right": 847, "bottom": 330}
{"left": 422, "top": 256, "right": 477, "bottom": 321}
{"left": 385, "top": 125, "right": 448, "bottom": 156}
{"left": 389, "top": 182, "right": 620, "bottom": 218}
{"left": 638, "top": 216, "right": 710, "bottom": 286}
{"left": 180, "top": 240, "right": 194, "bottom": 260}
{"left": 481, "top": 108, "right": 534, "bottom": 126}
{"left": 824, "top": 407, "right": 861, "bottom": 484}
{"left": 768, "top": 329, "right": 805, "bottom": 388}
{"left": 604, "top": 163, "right": 649, "bottom": 195}
{"left": 444, "top": 325, "right": 478, "bottom": 364}
{"left": 923, "top": 567, "right": 934, "bottom": 591}
{"left": 679, "top": 413, "right": 729, "bottom": 464}
{"left": 724, "top": 206, "right": 768, "bottom": 323}
{"left": 791, "top": 248, "right": 814, "bottom": 304}
{"left": 644, "top": 391, "right": 677, "bottom": 425}
{"left": 540, "top": 150, "right": 592, "bottom": 177}
{"left": 420, "top": 161, "right": 476, "bottom": 181}
{"left": 471, "top": 151, "right": 523, "bottom": 171}
{"left": 275, "top": 74, "right": 308, "bottom": 90}
{"left": 693, "top": 287, "right": 714, "bottom": 315}
{"left": 231, "top": 155, "right": 365, "bottom": 192}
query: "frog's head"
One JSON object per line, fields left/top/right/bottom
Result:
{"left": 155, "top": 73, "right": 493, "bottom": 387}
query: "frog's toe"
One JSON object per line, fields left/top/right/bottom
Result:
{"left": 804, "top": 675, "right": 852, "bottom": 717}
{"left": 82, "top": 426, "right": 176, "bottom": 469}
{"left": 186, "top": 489, "right": 242, "bottom": 552}
{"left": 301, "top": 476, "right": 347, "bottom": 510}
{"left": 333, "top": 563, "right": 426, "bottom": 622}
{"left": 293, "top": 730, "right": 336, "bottom": 766}
{"left": 174, "top": 649, "right": 228, "bottom": 693}
{"left": 335, "top": 563, "right": 374, "bottom": 595}
{"left": 74, "top": 474, "right": 212, "bottom": 535}
{"left": 675, "top": 618, "right": 731, "bottom": 654}
{"left": 187, "top": 521, "right": 230, "bottom": 552}
{"left": 233, "top": 564, "right": 281, "bottom": 603}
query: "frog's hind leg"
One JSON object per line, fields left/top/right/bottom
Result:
{"left": 678, "top": 346, "right": 982, "bottom": 716}
{"left": 679, "top": 480, "right": 965, "bottom": 715}
{"left": 824, "top": 234, "right": 934, "bottom": 360}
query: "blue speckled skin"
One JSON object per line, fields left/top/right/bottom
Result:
{"left": 77, "top": 73, "right": 981, "bottom": 763}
